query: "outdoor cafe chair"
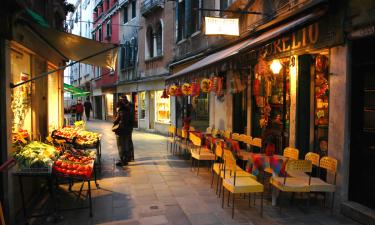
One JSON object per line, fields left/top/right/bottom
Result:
{"left": 166, "top": 125, "right": 176, "bottom": 153}
{"left": 310, "top": 156, "right": 337, "bottom": 213}
{"left": 189, "top": 132, "right": 215, "bottom": 175}
{"left": 223, "top": 130, "right": 232, "bottom": 139}
{"left": 178, "top": 129, "right": 190, "bottom": 157}
{"left": 265, "top": 147, "right": 300, "bottom": 174}
{"left": 289, "top": 152, "right": 320, "bottom": 178}
{"left": 221, "top": 149, "right": 264, "bottom": 218}
{"left": 270, "top": 160, "right": 312, "bottom": 210}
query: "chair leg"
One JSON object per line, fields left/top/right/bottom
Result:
{"left": 261, "top": 192, "right": 264, "bottom": 218}
{"left": 191, "top": 158, "right": 194, "bottom": 171}
{"left": 249, "top": 193, "right": 251, "bottom": 208}
{"left": 278, "top": 191, "right": 282, "bottom": 213}
{"left": 331, "top": 192, "right": 335, "bottom": 214}
{"left": 232, "top": 193, "right": 235, "bottom": 219}
{"left": 228, "top": 192, "right": 230, "bottom": 207}
{"left": 197, "top": 160, "right": 200, "bottom": 175}
{"left": 222, "top": 188, "right": 225, "bottom": 208}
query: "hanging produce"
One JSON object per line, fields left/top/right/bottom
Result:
{"left": 252, "top": 74, "right": 261, "bottom": 96}
{"left": 211, "top": 77, "right": 218, "bottom": 93}
{"left": 315, "top": 55, "right": 328, "bottom": 73}
{"left": 175, "top": 86, "right": 183, "bottom": 96}
{"left": 181, "top": 83, "right": 192, "bottom": 96}
{"left": 168, "top": 85, "right": 178, "bottom": 96}
{"left": 201, "top": 78, "right": 212, "bottom": 93}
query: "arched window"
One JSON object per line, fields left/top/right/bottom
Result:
{"left": 155, "top": 21, "right": 163, "bottom": 56}
{"left": 146, "top": 26, "right": 154, "bottom": 58}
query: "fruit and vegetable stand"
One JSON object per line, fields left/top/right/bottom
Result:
{"left": 11, "top": 127, "right": 102, "bottom": 224}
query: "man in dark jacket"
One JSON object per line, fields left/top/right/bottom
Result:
{"left": 84, "top": 97, "right": 93, "bottom": 121}
{"left": 114, "top": 95, "right": 134, "bottom": 166}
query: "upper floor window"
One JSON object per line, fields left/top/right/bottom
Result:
{"left": 191, "top": 0, "right": 201, "bottom": 34}
{"left": 131, "top": 0, "right": 136, "bottom": 18}
{"left": 155, "top": 21, "right": 163, "bottom": 56}
{"left": 146, "top": 26, "right": 154, "bottom": 59}
{"left": 123, "top": 6, "right": 128, "bottom": 23}
{"left": 98, "top": 27, "right": 102, "bottom": 41}
{"left": 177, "top": 0, "right": 185, "bottom": 41}
{"left": 106, "top": 20, "right": 112, "bottom": 37}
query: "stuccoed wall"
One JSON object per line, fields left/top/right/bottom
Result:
{"left": 328, "top": 45, "right": 350, "bottom": 210}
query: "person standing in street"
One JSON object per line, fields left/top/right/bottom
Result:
{"left": 113, "top": 95, "right": 134, "bottom": 166}
{"left": 84, "top": 97, "right": 93, "bottom": 121}
{"left": 75, "top": 99, "right": 84, "bottom": 121}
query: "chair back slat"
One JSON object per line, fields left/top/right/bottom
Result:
{"left": 320, "top": 156, "right": 337, "bottom": 173}
{"left": 215, "top": 144, "right": 224, "bottom": 158}
{"left": 305, "top": 152, "right": 320, "bottom": 167}
{"left": 241, "top": 135, "right": 252, "bottom": 145}
{"left": 181, "top": 129, "right": 188, "bottom": 138}
{"left": 286, "top": 160, "right": 312, "bottom": 173}
{"left": 223, "top": 130, "right": 232, "bottom": 139}
{"left": 206, "top": 127, "right": 212, "bottom": 134}
{"left": 231, "top": 133, "right": 240, "bottom": 141}
{"left": 189, "top": 132, "right": 201, "bottom": 147}
{"left": 283, "top": 147, "right": 299, "bottom": 160}
{"left": 223, "top": 149, "right": 237, "bottom": 172}
{"left": 251, "top": 138, "right": 262, "bottom": 148}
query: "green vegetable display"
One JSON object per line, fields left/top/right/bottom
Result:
{"left": 14, "top": 141, "right": 58, "bottom": 168}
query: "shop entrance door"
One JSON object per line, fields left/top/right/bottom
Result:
{"left": 349, "top": 37, "right": 375, "bottom": 209}
{"left": 233, "top": 91, "right": 247, "bottom": 134}
{"left": 94, "top": 96, "right": 102, "bottom": 120}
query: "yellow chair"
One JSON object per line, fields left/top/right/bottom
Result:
{"left": 283, "top": 147, "right": 299, "bottom": 160}
{"left": 223, "top": 130, "right": 232, "bottom": 139}
{"left": 251, "top": 137, "right": 262, "bottom": 149}
{"left": 270, "top": 160, "right": 312, "bottom": 209}
{"left": 310, "top": 156, "right": 337, "bottom": 213}
{"left": 189, "top": 126, "right": 195, "bottom": 131}
{"left": 221, "top": 149, "right": 264, "bottom": 218}
{"left": 289, "top": 152, "right": 320, "bottom": 178}
{"left": 166, "top": 125, "right": 176, "bottom": 153}
{"left": 189, "top": 132, "right": 215, "bottom": 175}
{"left": 211, "top": 129, "right": 219, "bottom": 138}
{"left": 206, "top": 127, "right": 212, "bottom": 134}
{"left": 237, "top": 135, "right": 253, "bottom": 167}
{"left": 231, "top": 133, "right": 240, "bottom": 141}
{"left": 211, "top": 144, "right": 225, "bottom": 192}
{"left": 178, "top": 129, "right": 189, "bottom": 155}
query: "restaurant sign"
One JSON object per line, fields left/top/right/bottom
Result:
{"left": 259, "top": 18, "right": 343, "bottom": 58}
{"left": 205, "top": 17, "right": 239, "bottom": 36}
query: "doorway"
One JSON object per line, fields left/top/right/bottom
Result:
{"left": 94, "top": 96, "right": 102, "bottom": 120}
{"left": 233, "top": 91, "right": 247, "bottom": 134}
{"left": 349, "top": 37, "right": 375, "bottom": 209}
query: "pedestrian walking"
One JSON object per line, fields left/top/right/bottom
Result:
{"left": 75, "top": 99, "right": 84, "bottom": 121}
{"left": 84, "top": 97, "right": 93, "bottom": 121}
{"left": 112, "top": 95, "right": 134, "bottom": 166}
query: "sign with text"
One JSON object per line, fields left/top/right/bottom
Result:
{"left": 205, "top": 17, "right": 239, "bottom": 36}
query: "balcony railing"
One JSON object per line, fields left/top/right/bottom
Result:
{"left": 141, "top": 0, "right": 164, "bottom": 16}
{"left": 95, "top": 0, "right": 102, "bottom": 8}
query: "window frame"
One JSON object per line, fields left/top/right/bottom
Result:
{"left": 123, "top": 5, "right": 128, "bottom": 24}
{"left": 106, "top": 20, "right": 112, "bottom": 37}
{"left": 131, "top": 0, "right": 136, "bottom": 19}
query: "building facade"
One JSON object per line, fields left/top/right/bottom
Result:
{"left": 137, "top": 0, "right": 175, "bottom": 134}
{"left": 167, "top": 0, "right": 375, "bottom": 224}
{"left": 0, "top": 0, "right": 69, "bottom": 223}
{"left": 92, "top": 0, "right": 122, "bottom": 120}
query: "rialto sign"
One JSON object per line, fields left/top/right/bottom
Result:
{"left": 259, "top": 20, "right": 342, "bottom": 58}
{"left": 205, "top": 17, "right": 239, "bottom": 36}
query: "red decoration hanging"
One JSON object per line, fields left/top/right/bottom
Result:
{"left": 161, "top": 89, "right": 169, "bottom": 98}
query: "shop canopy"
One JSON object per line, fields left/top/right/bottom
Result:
{"left": 167, "top": 11, "right": 322, "bottom": 81}
{"left": 63, "top": 83, "right": 90, "bottom": 97}
{"left": 27, "top": 21, "right": 118, "bottom": 69}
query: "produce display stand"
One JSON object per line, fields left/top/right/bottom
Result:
{"left": 13, "top": 143, "right": 98, "bottom": 225}
{"left": 13, "top": 167, "right": 58, "bottom": 225}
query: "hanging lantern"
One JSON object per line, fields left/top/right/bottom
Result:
{"left": 169, "top": 85, "right": 178, "bottom": 96}
{"left": 181, "top": 83, "right": 192, "bottom": 96}
{"left": 201, "top": 78, "right": 212, "bottom": 93}
{"left": 161, "top": 89, "right": 169, "bottom": 98}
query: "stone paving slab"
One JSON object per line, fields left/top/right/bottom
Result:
{"left": 27, "top": 121, "right": 361, "bottom": 225}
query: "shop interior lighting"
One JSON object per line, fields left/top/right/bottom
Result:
{"left": 270, "top": 59, "right": 283, "bottom": 74}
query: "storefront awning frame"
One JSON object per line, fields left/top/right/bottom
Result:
{"left": 63, "top": 83, "right": 90, "bottom": 97}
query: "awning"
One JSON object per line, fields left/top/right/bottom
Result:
{"left": 64, "top": 83, "right": 90, "bottom": 97}
{"left": 27, "top": 22, "right": 118, "bottom": 69}
{"left": 167, "top": 11, "right": 322, "bottom": 81}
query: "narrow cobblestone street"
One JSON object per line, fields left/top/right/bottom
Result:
{"left": 45, "top": 121, "right": 360, "bottom": 225}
